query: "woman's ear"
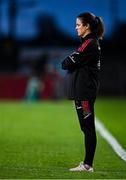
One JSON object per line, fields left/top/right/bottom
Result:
{"left": 85, "top": 23, "right": 90, "bottom": 30}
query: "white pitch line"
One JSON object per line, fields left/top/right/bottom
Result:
{"left": 95, "top": 118, "right": 126, "bottom": 162}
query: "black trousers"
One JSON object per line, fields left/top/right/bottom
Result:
{"left": 74, "top": 99, "right": 96, "bottom": 166}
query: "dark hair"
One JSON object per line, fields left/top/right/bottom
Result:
{"left": 77, "top": 12, "right": 105, "bottom": 39}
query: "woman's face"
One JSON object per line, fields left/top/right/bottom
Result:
{"left": 75, "top": 18, "right": 88, "bottom": 37}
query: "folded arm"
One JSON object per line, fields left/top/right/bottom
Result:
{"left": 61, "top": 40, "right": 99, "bottom": 71}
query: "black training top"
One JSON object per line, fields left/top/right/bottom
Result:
{"left": 62, "top": 33, "right": 101, "bottom": 100}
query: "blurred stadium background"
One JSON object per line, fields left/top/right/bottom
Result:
{"left": 0, "top": 0, "right": 126, "bottom": 99}
{"left": 0, "top": 0, "right": 126, "bottom": 179}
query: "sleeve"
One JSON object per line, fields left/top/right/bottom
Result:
{"left": 61, "top": 39, "right": 98, "bottom": 70}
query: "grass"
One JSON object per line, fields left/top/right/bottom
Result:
{"left": 95, "top": 97, "right": 126, "bottom": 149}
{"left": 0, "top": 98, "right": 126, "bottom": 179}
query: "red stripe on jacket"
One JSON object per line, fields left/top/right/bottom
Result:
{"left": 78, "top": 38, "right": 93, "bottom": 52}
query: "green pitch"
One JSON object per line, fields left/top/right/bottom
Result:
{"left": 0, "top": 97, "right": 126, "bottom": 179}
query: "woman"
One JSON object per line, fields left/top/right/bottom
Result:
{"left": 61, "top": 12, "right": 104, "bottom": 172}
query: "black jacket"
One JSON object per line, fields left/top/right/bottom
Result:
{"left": 61, "top": 33, "right": 101, "bottom": 100}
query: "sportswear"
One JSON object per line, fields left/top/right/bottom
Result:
{"left": 61, "top": 33, "right": 101, "bottom": 100}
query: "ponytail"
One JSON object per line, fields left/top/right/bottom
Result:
{"left": 94, "top": 16, "right": 105, "bottom": 39}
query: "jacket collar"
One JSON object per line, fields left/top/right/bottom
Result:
{"left": 80, "top": 33, "right": 97, "bottom": 42}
